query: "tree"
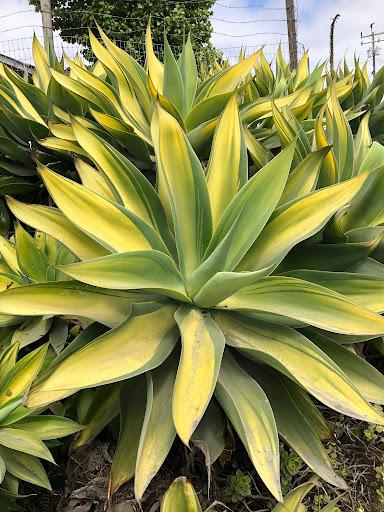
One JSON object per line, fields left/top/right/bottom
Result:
{"left": 29, "top": 0, "right": 218, "bottom": 63}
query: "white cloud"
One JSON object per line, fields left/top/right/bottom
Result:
{"left": 0, "top": 0, "right": 81, "bottom": 64}
{"left": 211, "top": 0, "right": 291, "bottom": 62}
{"left": 211, "top": 0, "right": 384, "bottom": 72}
{"left": 298, "top": 0, "right": 384, "bottom": 73}
{"left": 0, "top": 0, "right": 41, "bottom": 63}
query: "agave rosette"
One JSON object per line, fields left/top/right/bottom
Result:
{"left": 0, "top": 228, "right": 78, "bottom": 352}
{"left": 0, "top": 342, "right": 81, "bottom": 498}
{"left": 255, "top": 76, "right": 384, "bottom": 277}
{"left": 0, "top": 90, "right": 383, "bottom": 502}
{"left": 42, "top": 23, "right": 266, "bottom": 163}
{"left": 0, "top": 38, "right": 54, "bottom": 200}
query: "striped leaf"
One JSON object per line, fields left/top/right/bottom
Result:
{"left": 71, "top": 119, "right": 173, "bottom": 249}
{"left": 160, "top": 477, "right": 202, "bottom": 512}
{"left": 284, "top": 270, "right": 384, "bottom": 313}
{"left": 219, "top": 276, "right": 384, "bottom": 335}
{"left": 0, "top": 282, "right": 135, "bottom": 328}
{"left": 173, "top": 306, "right": 225, "bottom": 445}
{"left": 75, "top": 158, "right": 116, "bottom": 201}
{"left": 206, "top": 94, "right": 247, "bottom": 228}
{"left": 109, "top": 376, "right": 147, "bottom": 496}
{"left": 238, "top": 171, "right": 369, "bottom": 271}
{"left": 26, "top": 303, "right": 179, "bottom": 408}
{"left": 151, "top": 105, "right": 212, "bottom": 278}
{"left": 214, "top": 312, "right": 384, "bottom": 425}
{"left": 0, "top": 446, "right": 51, "bottom": 490}
{"left": 6, "top": 197, "right": 109, "bottom": 261}
{"left": 189, "top": 145, "right": 294, "bottom": 295}
{"left": 58, "top": 251, "right": 189, "bottom": 302}
{"left": 0, "top": 429, "right": 54, "bottom": 463}
{"left": 38, "top": 162, "right": 166, "bottom": 254}
{"left": 135, "top": 357, "right": 177, "bottom": 500}
{"left": 252, "top": 366, "right": 346, "bottom": 488}
{"left": 308, "top": 330, "right": 384, "bottom": 404}
{"left": 215, "top": 351, "right": 282, "bottom": 501}
{"left": 0, "top": 344, "right": 47, "bottom": 407}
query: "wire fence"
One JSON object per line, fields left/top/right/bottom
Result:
{"left": 0, "top": 1, "right": 304, "bottom": 72}
{"left": 0, "top": 33, "right": 304, "bottom": 72}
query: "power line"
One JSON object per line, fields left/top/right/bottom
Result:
{"left": 216, "top": 2, "right": 285, "bottom": 9}
{"left": 213, "top": 31, "right": 288, "bottom": 37}
{"left": 0, "top": 26, "right": 44, "bottom": 35}
{"left": 0, "top": 0, "right": 286, "bottom": 12}
{"left": 54, "top": 13, "right": 288, "bottom": 24}
{"left": 60, "top": 26, "right": 289, "bottom": 39}
{"left": 50, "top": 9, "right": 288, "bottom": 24}
{"left": 213, "top": 17, "right": 288, "bottom": 23}
{"left": 0, "top": 10, "right": 36, "bottom": 19}
{"left": 0, "top": 23, "right": 289, "bottom": 40}
{"left": 0, "top": 8, "right": 294, "bottom": 27}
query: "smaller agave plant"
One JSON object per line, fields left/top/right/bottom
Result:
{"left": 1, "top": 93, "right": 384, "bottom": 504}
{"left": 263, "top": 83, "right": 384, "bottom": 278}
{"left": 160, "top": 476, "right": 338, "bottom": 512}
{"left": 0, "top": 342, "right": 81, "bottom": 506}
{"left": 0, "top": 39, "right": 54, "bottom": 211}
{"left": 0, "top": 227, "right": 77, "bottom": 352}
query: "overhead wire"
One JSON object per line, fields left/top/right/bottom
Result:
{"left": 216, "top": 2, "right": 285, "bottom": 9}
{"left": 0, "top": 10, "right": 36, "bottom": 19}
{"left": 0, "top": 2, "right": 303, "bottom": 66}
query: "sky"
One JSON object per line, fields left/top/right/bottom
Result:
{"left": 0, "top": 0, "right": 384, "bottom": 73}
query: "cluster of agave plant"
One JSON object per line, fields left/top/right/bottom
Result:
{"left": 0, "top": 20, "right": 384, "bottom": 510}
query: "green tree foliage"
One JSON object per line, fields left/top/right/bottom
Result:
{"left": 28, "top": 0, "right": 217, "bottom": 62}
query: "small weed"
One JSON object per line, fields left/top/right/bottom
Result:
{"left": 280, "top": 444, "right": 303, "bottom": 494}
{"left": 363, "top": 406, "right": 384, "bottom": 443}
{"left": 222, "top": 469, "right": 252, "bottom": 504}
{"left": 375, "top": 455, "right": 384, "bottom": 505}
{"left": 309, "top": 493, "right": 341, "bottom": 512}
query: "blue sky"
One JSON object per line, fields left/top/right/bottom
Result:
{"left": 1, "top": 0, "right": 384, "bottom": 72}
{"left": 212, "top": 0, "right": 384, "bottom": 72}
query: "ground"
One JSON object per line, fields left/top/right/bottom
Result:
{"left": 23, "top": 405, "right": 384, "bottom": 512}
{"left": 22, "top": 347, "right": 384, "bottom": 512}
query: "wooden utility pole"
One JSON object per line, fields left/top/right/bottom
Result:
{"left": 285, "top": 0, "right": 298, "bottom": 70}
{"left": 40, "top": 0, "right": 54, "bottom": 53}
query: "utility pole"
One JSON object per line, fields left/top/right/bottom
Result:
{"left": 361, "top": 23, "right": 383, "bottom": 76}
{"left": 285, "top": 0, "right": 298, "bottom": 70}
{"left": 40, "top": 0, "right": 54, "bottom": 53}
{"left": 370, "top": 23, "right": 376, "bottom": 76}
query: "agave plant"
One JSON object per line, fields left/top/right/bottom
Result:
{"left": 159, "top": 476, "right": 338, "bottom": 512}
{"left": 0, "top": 24, "right": 287, "bottom": 216}
{"left": 40, "top": 23, "right": 266, "bottom": 164}
{"left": 0, "top": 227, "right": 77, "bottom": 351}
{"left": 0, "top": 342, "right": 81, "bottom": 498}
{"left": 245, "top": 88, "right": 384, "bottom": 357}
{"left": 1, "top": 21, "right": 378, "bottom": 216}
{"left": 0, "top": 92, "right": 384, "bottom": 503}
{"left": 33, "top": 22, "right": 353, "bottom": 169}
{"left": 0, "top": 40, "right": 51, "bottom": 200}
{"left": 257, "top": 79, "right": 384, "bottom": 275}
